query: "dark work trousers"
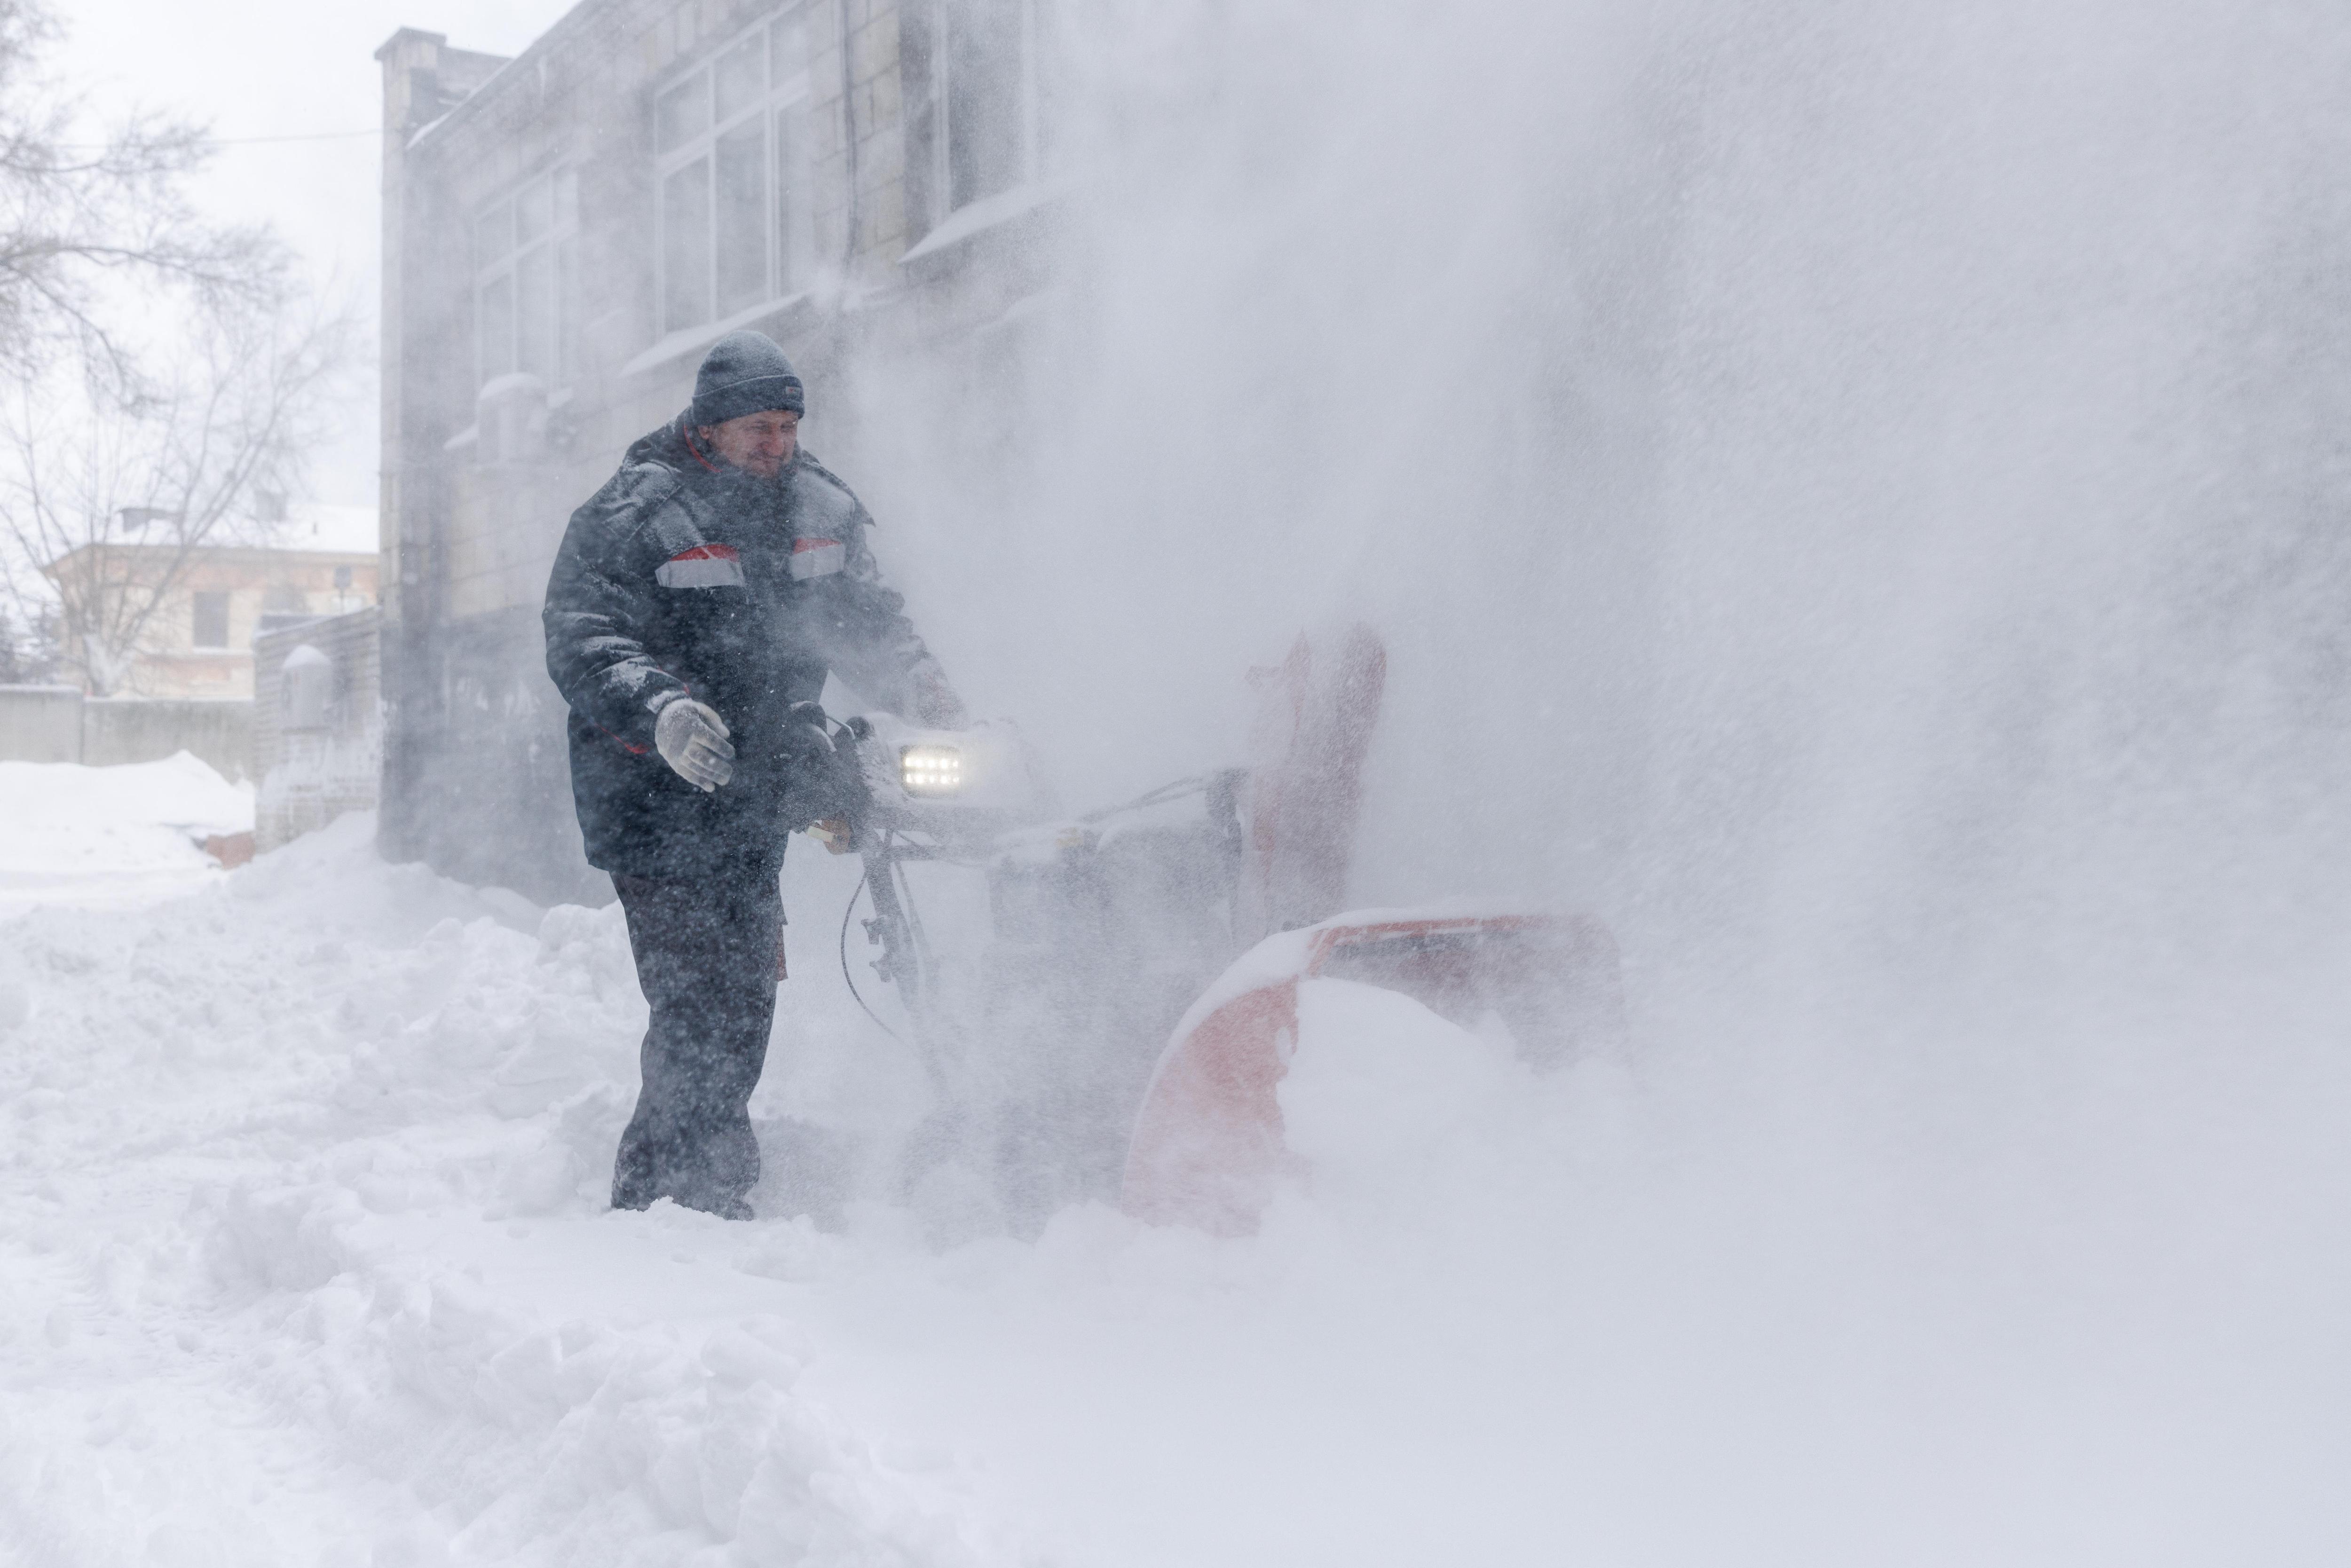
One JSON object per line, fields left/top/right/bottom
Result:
{"left": 610, "top": 859, "right": 784, "bottom": 1217}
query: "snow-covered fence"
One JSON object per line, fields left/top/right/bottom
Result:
{"left": 82, "top": 700, "right": 253, "bottom": 778}
{"left": 0, "top": 684, "right": 253, "bottom": 777}
{"left": 0, "top": 684, "right": 83, "bottom": 763}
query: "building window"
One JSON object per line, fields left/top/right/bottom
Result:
{"left": 191, "top": 592, "right": 230, "bottom": 650}
{"left": 474, "top": 166, "right": 580, "bottom": 392}
{"left": 655, "top": 7, "right": 817, "bottom": 336}
{"left": 938, "top": 0, "right": 1038, "bottom": 214}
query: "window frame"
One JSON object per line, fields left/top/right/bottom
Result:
{"left": 933, "top": 0, "right": 1041, "bottom": 220}
{"left": 653, "top": 5, "right": 820, "bottom": 340}
{"left": 472, "top": 165, "right": 581, "bottom": 396}
{"left": 190, "top": 591, "right": 231, "bottom": 651}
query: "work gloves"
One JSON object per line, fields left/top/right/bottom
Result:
{"left": 776, "top": 701, "right": 834, "bottom": 764}
{"left": 655, "top": 697, "right": 734, "bottom": 792}
{"left": 776, "top": 701, "right": 868, "bottom": 835}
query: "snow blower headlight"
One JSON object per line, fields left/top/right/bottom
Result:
{"left": 899, "top": 744, "right": 964, "bottom": 796}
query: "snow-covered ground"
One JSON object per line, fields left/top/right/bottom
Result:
{"left": 3, "top": 764, "right": 1625, "bottom": 1566}
{"left": 1, "top": 762, "right": 2338, "bottom": 1566}
{"left": 0, "top": 753, "right": 252, "bottom": 914}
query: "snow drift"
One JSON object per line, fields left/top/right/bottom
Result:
{"left": 3, "top": 800, "right": 2342, "bottom": 1563}
{"left": 0, "top": 752, "right": 250, "bottom": 911}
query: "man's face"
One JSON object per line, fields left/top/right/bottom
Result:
{"left": 700, "top": 409, "right": 800, "bottom": 479}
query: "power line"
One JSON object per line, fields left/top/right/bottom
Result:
{"left": 209, "top": 127, "right": 384, "bottom": 145}
{"left": 57, "top": 127, "right": 384, "bottom": 150}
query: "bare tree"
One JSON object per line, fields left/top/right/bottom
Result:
{"left": 0, "top": 596, "right": 55, "bottom": 682}
{"left": 0, "top": 0, "right": 276, "bottom": 385}
{"left": 0, "top": 291, "right": 357, "bottom": 693}
{"left": 0, "top": 0, "right": 358, "bottom": 694}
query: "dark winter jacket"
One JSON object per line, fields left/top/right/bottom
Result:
{"left": 543, "top": 415, "right": 960, "bottom": 878}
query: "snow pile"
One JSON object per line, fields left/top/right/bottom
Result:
{"left": 0, "top": 752, "right": 252, "bottom": 911}
{"left": 0, "top": 818, "right": 1006, "bottom": 1566}
{"left": 1, "top": 819, "right": 2342, "bottom": 1564}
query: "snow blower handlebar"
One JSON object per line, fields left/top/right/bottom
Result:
{"left": 758, "top": 704, "right": 929, "bottom": 1028}
{"left": 780, "top": 702, "right": 1038, "bottom": 1040}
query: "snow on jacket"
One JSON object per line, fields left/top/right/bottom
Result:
{"left": 543, "top": 414, "right": 960, "bottom": 878}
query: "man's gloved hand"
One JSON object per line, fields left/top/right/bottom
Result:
{"left": 654, "top": 698, "right": 734, "bottom": 792}
{"left": 778, "top": 701, "right": 836, "bottom": 767}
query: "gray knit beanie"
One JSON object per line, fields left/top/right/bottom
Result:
{"left": 689, "top": 331, "right": 805, "bottom": 426}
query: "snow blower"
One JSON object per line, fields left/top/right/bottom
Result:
{"left": 789, "top": 625, "right": 1628, "bottom": 1233}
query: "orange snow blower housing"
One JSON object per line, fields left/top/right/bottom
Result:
{"left": 1121, "top": 911, "right": 1627, "bottom": 1235}
{"left": 1119, "top": 628, "right": 1628, "bottom": 1234}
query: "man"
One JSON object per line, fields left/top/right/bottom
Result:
{"left": 543, "top": 330, "right": 964, "bottom": 1220}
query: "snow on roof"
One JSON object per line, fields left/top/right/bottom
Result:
{"left": 271, "top": 503, "right": 379, "bottom": 557}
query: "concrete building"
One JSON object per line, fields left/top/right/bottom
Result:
{"left": 376, "top": 0, "right": 1057, "bottom": 902}
{"left": 39, "top": 504, "right": 380, "bottom": 701}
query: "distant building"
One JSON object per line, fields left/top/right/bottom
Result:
{"left": 375, "top": 0, "right": 1055, "bottom": 900}
{"left": 39, "top": 504, "right": 380, "bottom": 701}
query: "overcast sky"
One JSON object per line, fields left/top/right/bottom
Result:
{"left": 59, "top": 0, "right": 579, "bottom": 505}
